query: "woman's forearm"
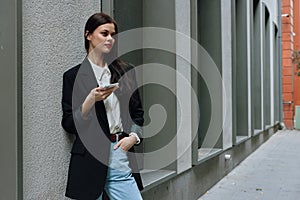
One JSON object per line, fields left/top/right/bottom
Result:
{"left": 81, "top": 94, "right": 95, "bottom": 118}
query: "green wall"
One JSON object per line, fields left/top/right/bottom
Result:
{"left": 0, "top": 0, "right": 22, "bottom": 199}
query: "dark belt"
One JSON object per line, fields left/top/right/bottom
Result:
{"left": 109, "top": 132, "right": 128, "bottom": 142}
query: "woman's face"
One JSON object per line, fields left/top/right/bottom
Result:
{"left": 87, "top": 23, "right": 116, "bottom": 55}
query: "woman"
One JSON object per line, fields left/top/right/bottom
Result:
{"left": 61, "top": 13, "right": 144, "bottom": 200}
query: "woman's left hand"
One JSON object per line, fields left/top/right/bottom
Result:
{"left": 113, "top": 135, "right": 137, "bottom": 152}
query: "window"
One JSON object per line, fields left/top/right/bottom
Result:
{"left": 251, "top": 0, "right": 263, "bottom": 133}
{"left": 193, "top": 0, "right": 223, "bottom": 164}
{"left": 233, "top": 0, "right": 250, "bottom": 144}
{"left": 263, "top": 5, "right": 271, "bottom": 128}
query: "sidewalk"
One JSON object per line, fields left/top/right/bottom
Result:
{"left": 198, "top": 130, "right": 300, "bottom": 200}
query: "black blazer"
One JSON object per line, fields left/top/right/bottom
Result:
{"left": 61, "top": 57, "right": 144, "bottom": 200}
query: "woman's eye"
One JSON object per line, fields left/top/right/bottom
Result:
{"left": 101, "top": 32, "right": 109, "bottom": 37}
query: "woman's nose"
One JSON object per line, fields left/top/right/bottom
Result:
{"left": 107, "top": 34, "right": 113, "bottom": 40}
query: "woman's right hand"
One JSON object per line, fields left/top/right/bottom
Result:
{"left": 81, "top": 86, "right": 117, "bottom": 118}
{"left": 89, "top": 86, "right": 116, "bottom": 102}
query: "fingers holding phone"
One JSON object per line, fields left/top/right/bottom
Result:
{"left": 102, "top": 83, "right": 119, "bottom": 90}
{"left": 94, "top": 83, "right": 119, "bottom": 101}
{"left": 83, "top": 83, "right": 119, "bottom": 116}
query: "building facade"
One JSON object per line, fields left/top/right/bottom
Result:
{"left": 282, "top": 0, "right": 300, "bottom": 129}
{"left": 0, "top": 0, "right": 281, "bottom": 199}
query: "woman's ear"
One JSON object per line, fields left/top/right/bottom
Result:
{"left": 85, "top": 31, "right": 90, "bottom": 40}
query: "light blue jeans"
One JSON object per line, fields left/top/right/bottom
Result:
{"left": 97, "top": 141, "right": 143, "bottom": 200}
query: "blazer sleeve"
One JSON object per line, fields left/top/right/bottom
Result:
{"left": 128, "top": 66, "right": 144, "bottom": 140}
{"left": 61, "top": 69, "right": 92, "bottom": 135}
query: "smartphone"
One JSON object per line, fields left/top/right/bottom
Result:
{"left": 103, "top": 83, "right": 119, "bottom": 90}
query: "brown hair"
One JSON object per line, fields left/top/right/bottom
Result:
{"left": 84, "top": 13, "right": 118, "bottom": 53}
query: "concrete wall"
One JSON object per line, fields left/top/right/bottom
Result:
{"left": 175, "top": 0, "right": 192, "bottom": 174}
{"left": 22, "top": 1, "right": 101, "bottom": 199}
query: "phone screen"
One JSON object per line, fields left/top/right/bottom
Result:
{"left": 103, "top": 83, "right": 119, "bottom": 90}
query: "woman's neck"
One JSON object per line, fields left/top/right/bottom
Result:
{"left": 87, "top": 52, "right": 105, "bottom": 67}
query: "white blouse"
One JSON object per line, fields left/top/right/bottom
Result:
{"left": 88, "top": 58, "right": 123, "bottom": 134}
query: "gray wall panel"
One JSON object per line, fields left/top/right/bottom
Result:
{"left": 0, "top": 0, "right": 21, "bottom": 199}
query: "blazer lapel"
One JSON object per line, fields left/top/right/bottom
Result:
{"left": 77, "top": 57, "right": 97, "bottom": 90}
{"left": 77, "top": 57, "right": 110, "bottom": 135}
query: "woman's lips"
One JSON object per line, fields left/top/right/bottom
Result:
{"left": 104, "top": 44, "right": 112, "bottom": 48}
